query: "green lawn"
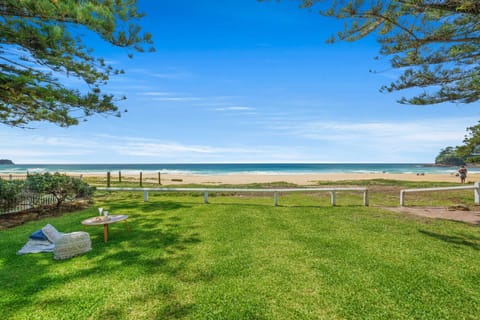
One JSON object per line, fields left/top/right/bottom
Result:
{"left": 1, "top": 189, "right": 479, "bottom": 319}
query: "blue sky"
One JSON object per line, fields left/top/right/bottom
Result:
{"left": 0, "top": 0, "right": 477, "bottom": 164}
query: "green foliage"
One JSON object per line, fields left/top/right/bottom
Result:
{"left": 0, "top": 0, "right": 154, "bottom": 127}
{"left": 437, "top": 121, "right": 480, "bottom": 164}
{"left": 435, "top": 146, "right": 465, "bottom": 165}
{"left": 289, "top": 0, "right": 480, "bottom": 105}
{"left": 457, "top": 121, "right": 480, "bottom": 163}
{"left": 25, "top": 172, "right": 94, "bottom": 208}
{"left": 0, "top": 178, "right": 23, "bottom": 212}
{"left": 71, "top": 176, "right": 95, "bottom": 198}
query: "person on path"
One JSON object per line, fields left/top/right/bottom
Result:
{"left": 458, "top": 165, "right": 467, "bottom": 183}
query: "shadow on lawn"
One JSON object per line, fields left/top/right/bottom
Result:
{"left": 419, "top": 229, "right": 480, "bottom": 250}
{"left": 192, "top": 200, "right": 366, "bottom": 209}
{"left": 0, "top": 200, "right": 202, "bottom": 319}
{"left": 106, "top": 199, "right": 187, "bottom": 213}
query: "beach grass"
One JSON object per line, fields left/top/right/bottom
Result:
{"left": 1, "top": 188, "right": 479, "bottom": 319}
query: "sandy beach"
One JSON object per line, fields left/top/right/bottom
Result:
{"left": 75, "top": 171, "right": 480, "bottom": 185}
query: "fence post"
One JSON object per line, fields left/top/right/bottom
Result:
{"left": 474, "top": 182, "right": 480, "bottom": 205}
{"left": 119, "top": 171, "right": 122, "bottom": 183}
{"left": 400, "top": 190, "right": 405, "bottom": 206}
{"left": 274, "top": 192, "right": 279, "bottom": 206}
{"left": 158, "top": 172, "right": 161, "bottom": 185}
{"left": 363, "top": 189, "right": 369, "bottom": 206}
{"left": 9, "top": 174, "right": 12, "bottom": 181}
{"left": 139, "top": 172, "right": 143, "bottom": 187}
{"left": 107, "top": 172, "right": 111, "bottom": 187}
{"left": 204, "top": 191, "right": 209, "bottom": 204}
{"left": 331, "top": 191, "right": 336, "bottom": 206}
{"left": 144, "top": 191, "right": 149, "bottom": 202}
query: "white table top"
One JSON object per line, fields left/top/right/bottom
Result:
{"left": 82, "top": 214, "right": 128, "bottom": 226}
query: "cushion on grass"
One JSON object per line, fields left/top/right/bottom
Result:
{"left": 53, "top": 231, "right": 91, "bottom": 260}
{"left": 29, "top": 230, "right": 48, "bottom": 241}
{"left": 41, "top": 224, "right": 63, "bottom": 243}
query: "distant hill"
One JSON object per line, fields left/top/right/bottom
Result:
{"left": 0, "top": 159, "right": 14, "bottom": 165}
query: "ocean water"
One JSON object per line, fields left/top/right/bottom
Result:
{"left": 0, "top": 163, "right": 475, "bottom": 175}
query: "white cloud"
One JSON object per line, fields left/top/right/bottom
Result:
{"left": 139, "top": 93, "right": 247, "bottom": 105}
{"left": 152, "top": 72, "right": 192, "bottom": 79}
{"left": 0, "top": 130, "right": 283, "bottom": 162}
{"left": 1, "top": 149, "right": 85, "bottom": 158}
{"left": 142, "top": 92, "right": 176, "bottom": 96}
{"left": 253, "top": 116, "right": 472, "bottom": 162}
{"left": 287, "top": 119, "right": 466, "bottom": 146}
{"left": 112, "top": 142, "right": 224, "bottom": 155}
{"left": 137, "top": 91, "right": 203, "bottom": 102}
{"left": 0, "top": 115, "right": 472, "bottom": 164}
{"left": 125, "top": 67, "right": 193, "bottom": 80}
{"left": 215, "top": 106, "right": 255, "bottom": 111}
{"left": 106, "top": 136, "right": 255, "bottom": 156}
{"left": 151, "top": 97, "right": 202, "bottom": 102}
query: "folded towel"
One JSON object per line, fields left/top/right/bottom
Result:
{"left": 17, "top": 239, "right": 55, "bottom": 255}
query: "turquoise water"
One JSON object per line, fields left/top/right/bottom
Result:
{"left": 0, "top": 163, "right": 474, "bottom": 175}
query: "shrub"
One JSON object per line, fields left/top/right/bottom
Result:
{"left": 25, "top": 173, "right": 95, "bottom": 208}
{"left": 0, "top": 179, "right": 24, "bottom": 212}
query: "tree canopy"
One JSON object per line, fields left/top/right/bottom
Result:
{"left": 0, "top": 0, "right": 153, "bottom": 128}
{"left": 435, "top": 146, "right": 465, "bottom": 165}
{"left": 456, "top": 121, "right": 480, "bottom": 163}
{"left": 293, "top": 0, "right": 480, "bottom": 105}
{"left": 436, "top": 121, "right": 480, "bottom": 165}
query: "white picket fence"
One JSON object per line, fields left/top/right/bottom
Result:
{"left": 97, "top": 187, "right": 369, "bottom": 206}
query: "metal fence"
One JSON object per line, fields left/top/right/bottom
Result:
{"left": 0, "top": 191, "right": 57, "bottom": 214}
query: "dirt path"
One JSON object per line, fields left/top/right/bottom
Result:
{"left": 384, "top": 206, "right": 480, "bottom": 225}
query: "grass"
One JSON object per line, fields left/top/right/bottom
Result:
{"left": 1, "top": 184, "right": 479, "bottom": 319}
{"left": 87, "top": 176, "right": 477, "bottom": 208}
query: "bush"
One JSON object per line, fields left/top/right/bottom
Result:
{"left": 25, "top": 173, "right": 95, "bottom": 208}
{"left": 71, "top": 177, "right": 95, "bottom": 199}
{"left": 0, "top": 179, "right": 24, "bottom": 212}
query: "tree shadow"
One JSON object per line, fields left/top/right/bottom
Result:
{"left": 197, "top": 200, "right": 365, "bottom": 209}
{"left": 419, "top": 229, "right": 480, "bottom": 250}
{"left": 0, "top": 200, "right": 202, "bottom": 319}
{"left": 104, "top": 200, "right": 191, "bottom": 213}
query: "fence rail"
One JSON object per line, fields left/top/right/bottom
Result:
{"left": 97, "top": 187, "right": 369, "bottom": 206}
{"left": 400, "top": 182, "right": 480, "bottom": 206}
